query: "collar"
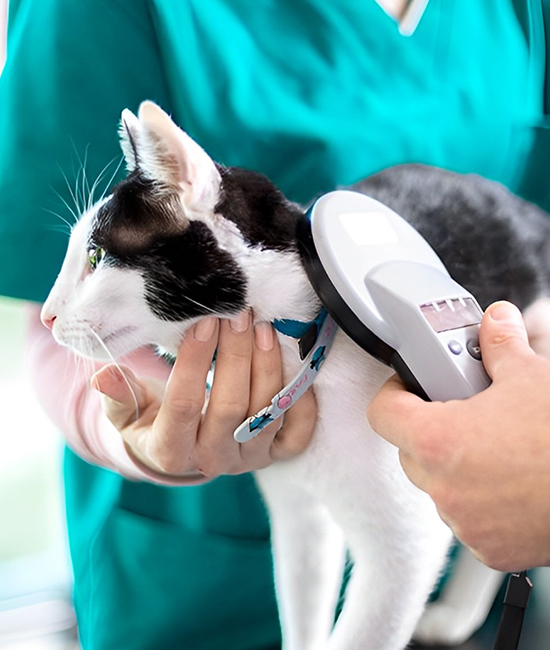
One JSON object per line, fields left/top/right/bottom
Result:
{"left": 273, "top": 309, "right": 329, "bottom": 358}
{"left": 234, "top": 310, "right": 338, "bottom": 443}
{"left": 273, "top": 311, "right": 325, "bottom": 338}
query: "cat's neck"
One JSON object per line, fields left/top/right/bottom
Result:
{"left": 214, "top": 211, "right": 321, "bottom": 323}
{"left": 215, "top": 166, "right": 322, "bottom": 324}
{"left": 243, "top": 245, "right": 321, "bottom": 324}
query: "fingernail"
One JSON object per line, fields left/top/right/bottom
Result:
{"left": 92, "top": 377, "right": 111, "bottom": 398}
{"left": 91, "top": 368, "right": 118, "bottom": 394}
{"left": 194, "top": 317, "right": 217, "bottom": 342}
{"left": 489, "top": 302, "right": 521, "bottom": 322}
{"left": 230, "top": 311, "right": 250, "bottom": 333}
{"left": 254, "top": 322, "right": 274, "bottom": 351}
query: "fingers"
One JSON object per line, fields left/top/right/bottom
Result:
{"left": 93, "top": 312, "right": 316, "bottom": 479}
{"left": 195, "top": 312, "right": 255, "bottom": 474}
{"left": 150, "top": 316, "right": 220, "bottom": 473}
{"left": 195, "top": 316, "right": 316, "bottom": 474}
{"left": 234, "top": 321, "right": 285, "bottom": 469}
{"left": 270, "top": 388, "right": 317, "bottom": 460}
{"left": 367, "top": 374, "right": 429, "bottom": 453}
{"left": 480, "top": 301, "right": 534, "bottom": 380}
{"left": 92, "top": 364, "right": 147, "bottom": 430}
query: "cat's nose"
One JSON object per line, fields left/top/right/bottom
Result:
{"left": 41, "top": 313, "right": 57, "bottom": 330}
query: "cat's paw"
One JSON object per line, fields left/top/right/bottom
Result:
{"left": 413, "top": 602, "right": 485, "bottom": 646}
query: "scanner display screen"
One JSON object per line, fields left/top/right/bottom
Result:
{"left": 421, "top": 298, "right": 482, "bottom": 333}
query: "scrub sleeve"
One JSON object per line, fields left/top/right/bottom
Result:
{"left": 0, "top": 1, "right": 549, "bottom": 649}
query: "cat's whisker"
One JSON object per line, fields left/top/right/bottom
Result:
{"left": 69, "top": 140, "right": 91, "bottom": 215}
{"left": 87, "top": 156, "right": 121, "bottom": 212}
{"left": 43, "top": 207, "right": 74, "bottom": 232}
{"left": 46, "top": 225, "right": 72, "bottom": 237}
{"left": 80, "top": 145, "right": 91, "bottom": 212}
{"left": 74, "top": 166, "right": 86, "bottom": 216}
{"left": 55, "top": 164, "right": 83, "bottom": 223}
{"left": 97, "top": 155, "right": 125, "bottom": 205}
{"left": 87, "top": 326, "right": 140, "bottom": 423}
{"left": 180, "top": 295, "right": 219, "bottom": 316}
{"left": 50, "top": 180, "right": 81, "bottom": 225}
{"left": 78, "top": 332, "right": 95, "bottom": 380}
{"left": 65, "top": 343, "right": 84, "bottom": 423}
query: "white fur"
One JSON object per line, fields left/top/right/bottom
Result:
{"left": 256, "top": 331, "right": 453, "bottom": 650}
{"left": 41, "top": 207, "right": 194, "bottom": 360}
{"left": 45, "top": 218, "right": 453, "bottom": 648}
{"left": 42, "top": 102, "right": 514, "bottom": 649}
{"left": 414, "top": 548, "right": 503, "bottom": 645}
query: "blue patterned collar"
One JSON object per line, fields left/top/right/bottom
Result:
{"left": 234, "top": 310, "right": 338, "bottom": 442}
{"left": 272, "top": 310, "right": 327, "bottom": 339}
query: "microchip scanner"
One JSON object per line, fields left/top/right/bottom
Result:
{"left": 297, "top": 190, "right": 491, "bottom": 401}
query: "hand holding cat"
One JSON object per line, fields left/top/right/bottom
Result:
{"left": 92, "top": 311, "right": 317, "bottom": 479}
{"left": 368, "top": 301, "right": 550, "bottom": 572}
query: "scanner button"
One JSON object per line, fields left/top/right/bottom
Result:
{"left": 448, "top": 340, "right": 463, "bottom": 355}
{"left": 467, "top": 338, "right": 482, "bottom": 360}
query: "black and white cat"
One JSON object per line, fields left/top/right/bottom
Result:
{"left": 41, "top": 102, "right": 550, "bottom": 649}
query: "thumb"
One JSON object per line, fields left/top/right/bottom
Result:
{"left": 91, "top": 364, "right": 147, "bottom": 428}
{"left": 479, "top": 301, "right": 534, "bottom": 380}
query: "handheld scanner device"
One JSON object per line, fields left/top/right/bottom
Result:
{"left": 297, "top": 190, "right": 491, "bottom": 401}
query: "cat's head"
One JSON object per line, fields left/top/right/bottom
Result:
{"left": 41, "top": 102, "right": 318, "bottom": 360}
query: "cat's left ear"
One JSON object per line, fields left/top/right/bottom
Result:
{"left": 137, "top": 101, "right": 221, "bottom": 210}
{"left": 119, "top": 109, "right": 141, "bottom": 172}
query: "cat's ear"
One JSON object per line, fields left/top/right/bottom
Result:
{"left": 136, "top": 101, "right": 221, "bottom": 210}
{"left": 119, "top": 109, "right": 141, "bottom": 172}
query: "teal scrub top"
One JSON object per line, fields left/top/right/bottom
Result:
{"left": 1, "top": 1, "right": 550, "bottom": 649}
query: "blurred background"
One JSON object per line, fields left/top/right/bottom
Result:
{"left": 0, "top": 300, "right": 77, "bottom": 649}
{"left": 1, "top": 1, "right": 77, "bottom": 647}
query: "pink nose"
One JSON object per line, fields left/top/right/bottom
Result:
{"left": 41, "top": 313, "right": 57, "bottom": 330}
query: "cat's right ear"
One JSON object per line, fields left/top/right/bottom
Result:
{"left": 136, "top": 101, "right": 221, "bottom": 211}
{"left": 119, "top": 109, "right": 141, "bottom": 172}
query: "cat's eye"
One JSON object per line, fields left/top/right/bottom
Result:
{"left": 87, "top": 247, "right": 106, "bottom": 271}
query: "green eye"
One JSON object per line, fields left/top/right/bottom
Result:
{"left": 88, "top": 247, "right": 106, "bottom": 270}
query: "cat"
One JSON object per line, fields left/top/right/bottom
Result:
{"left": 41, "top": 101, "right": 550, "bottom": 649}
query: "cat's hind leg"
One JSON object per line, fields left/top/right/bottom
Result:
{"left": 414, "top": 546, "right": 503, "bottom": 645}
{"left": 325, "top": 525, "right": 451, "bottom": 650}
{"left": 255, "top": 466, "right": 346, "bottom": 650}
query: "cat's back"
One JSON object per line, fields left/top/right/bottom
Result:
{"left": 351, "top": 164, "right": 550, "bottom": 310}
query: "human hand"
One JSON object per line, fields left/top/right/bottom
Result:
{"left": 91, "top": 311, "right": 317, "bottom": 480}
{"left": 368, "top": 301, "right": 550, "bottom": 572}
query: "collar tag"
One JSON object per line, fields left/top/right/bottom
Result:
{"left": 233, "top": 313, "right": 338, "bottom": 443}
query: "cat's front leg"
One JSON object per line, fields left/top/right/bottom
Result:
{"left": 255, "top": 464, "right": 346, "bottom": 650}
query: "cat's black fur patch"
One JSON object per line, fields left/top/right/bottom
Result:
{"left": 89, "top": 160, "right": 550, "bottom": 327}
{"left": 91, "top": 171, "right": 181, "bottom": 256}
{"left": 216, "top": 165, "right": 302, "bottom": 252}
{"left": 89, "top": 171, "right": 247, "bottom": 322}
{"left": 107, "top": 221, "right": 247, "bottom": 322}
{"left": 353, "top": 165, "right": 550, "bottom": 311}
{"left": 139, "top": 221, "right": 247, "bottom": 321}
